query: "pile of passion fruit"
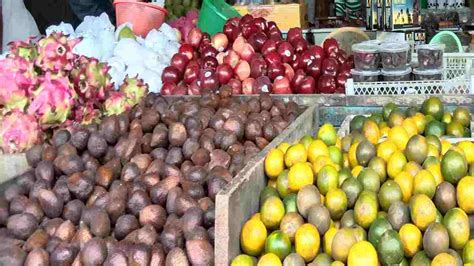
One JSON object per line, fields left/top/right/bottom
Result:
{"left": 233, "top": 97, "right": 474, "bottom": 266}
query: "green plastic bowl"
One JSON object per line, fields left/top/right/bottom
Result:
{"left": 197, "top": 0, "right": 241, "bottom": 35}
{"left": 430, "top": 31, "right": 463, "bottom": 53}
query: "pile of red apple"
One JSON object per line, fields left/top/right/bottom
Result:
{"left": 161, "top": 15, "right": 353, "bottom": 95}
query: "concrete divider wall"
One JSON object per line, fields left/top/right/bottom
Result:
{"left": 215, "top": 104, "right": 320, "bottom": 265}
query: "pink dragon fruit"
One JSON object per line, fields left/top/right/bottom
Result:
{"left": 0, "top": 110, "right": 41, "bottom": 153}
{"left": 8, "top": 38, "right": 38, "bottom": 61}
{"left": 70, "top": 56, "right": 113, "bottom": 104}
{"left": 0, "top": 73, "right": 29, "bottom": 111}
{"left": 0, "top": 57, "right": 38, "bottom": 92}
{"left": 28, "top": 72, "right": 76, "bottom": 125}
{"left": 35, "top": 32, "right": 81, "bottom": 73}
{"left": 119, "top": 76, "right": 148, "bottom": 106}
{"left": 104, "top": 91, "right": 132, "bottom": 116}
{"left": 72, "top": 102, "right": 101, "bottom": 125}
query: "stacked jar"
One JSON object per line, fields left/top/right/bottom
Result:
{"left": 412, "top": 44, "right": 445, "bottom": 81}
{"left": 379, "top": 42, "right": 412, "bottom": 81}
{"left": 350, "top": 43, "right": 381, "bottom": 82}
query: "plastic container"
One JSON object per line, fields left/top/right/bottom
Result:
{"left": 379, "top": 42, "right": 410, "bottom": 70}
{"left": 352, "top": 43, "right": 380, "bottom": 71}
{"left": 350, "top": 69, "right": 380, "bottom": 82}
{"left": 198, "top": 0, "right": 241, "bottom": 35}
{"left": 114, "top": 1, "right": 167, "bottom": 37}
{"left": 381, "top": 67, "right": 412, "bottom": 81}
{"left": 417, "top": 44, "right": 445, "bottom": 69}
{"left": 413, "top": 68, "right": 443, "bottom": 81}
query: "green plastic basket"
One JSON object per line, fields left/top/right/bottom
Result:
{"left": 197, "top": 0, "right": 241, "bottom": 35}
{"left": 430, "top": 31, "right": 463, "bottom": 53}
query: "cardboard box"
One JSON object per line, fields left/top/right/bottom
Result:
{"left": 233, "top": 3, "right": 308, "bottom": 30}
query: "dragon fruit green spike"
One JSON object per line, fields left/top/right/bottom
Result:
{"left": 71, "top": 56, "right": 113, "bottom": 103}
{"left": 35, "top": 32, "right": 81, "bottom": 73}
{"left": 28, "top": 72, "right": 76, "bottom": 125}
{"left": 0, "top": 57, "right": 38, "bottom": 92}
{"left": 0, "top": 110, "right": 41, "bottom": 154}
{"left": 8, "top": 38, "right": 38, "bottom": 61}
{"left": 119, "top": 76, "right": 148, "bottom": 106}
{"left": 0, "top": 73, "right": 29, "bottom": 111}
{"left": 104, "top": 91, "right": 132, "bottom": 116}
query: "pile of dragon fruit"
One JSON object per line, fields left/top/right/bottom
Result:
{"left": 161, "top": 15, "right": 354, "bottom": 95}
{"left": 0, "top": 33, "right": 148, "bottom": 154}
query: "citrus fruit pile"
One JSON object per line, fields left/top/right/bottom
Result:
{"left": 350, "top": 97, "right": 471, "bottom": 140}
{"left": 233, "top": 105, "right": 474, "bottom": 265}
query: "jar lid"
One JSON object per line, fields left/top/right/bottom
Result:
{"left": 362, "top": 40, "right": 382, "bottom": 45}
{"left": 417, "top": 44, "right": 445, "bottom": 51}
{"left": 381, "top": 67, "right": 412, "bottom": 76}
{"left": 379, "top": 42, "right": 410, "bottom": 53}
{"left": 352, "top": 43, "right": 379, "bottom": 53}
{"left": 350, "top": 69, "right": 381, "bottom": 76}
{"left": 412, "top": 68, "right": 443, "bottom": 75}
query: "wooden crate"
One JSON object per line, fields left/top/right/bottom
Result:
{"left": 214, "top": 104, "right": 319, "bottom": 265}
{"left": 233, "top": 3, "right": 308, "bottom": 30}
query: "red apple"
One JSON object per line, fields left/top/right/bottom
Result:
{"left": 322, "top": 57, "right": 339, "bottom": 77}
{"left": 170, "top": 53, "right": 189, "bottom": 73}
{"left": 291, "top": 69, "right": 306, "bottom": 89}
{"left": 242, "top": 77, "right": 256, "bottom": 95}
{"left": 223, "top": 50, "right": 240, "bottom": 68}
{"left": 267, "top": 63, "right": 285, "bottom": 81}
{"left": 232, "top": 36, "right": 246, "bottom": 54}
{"left": 296, "top": 76, "right": 316, "bottom": 94}
{"left": 216, "top": 52, "right": 226, "bottom": 64}
{"left": 187, "top": 28, "right": 203, "bottom": 48}
{"left": 172, "top": 82, "right": 188, "bottom": 95}
{"left": 239, "top": 43, "right": 255, "bottom": 61}
{"left": 161, "top": 82, "right": 176, "bottom": 95}
{"left": 200, "top": 69, "right": 219, "bottom": 90}
{"left": 250, "top": 58, "right": 268, "bottom": 78}
{"left": 211, "top": 33, "right": 229, "bottom": 52}
{"left": 323, "top": 38, "right": 339, "bottom": 57}
{"left": 277, "top": 41, "right": 294, "bottom": 63}
{"left": 272, "top": 76, "right": 291, "bottom": 94}
{"left": 228, "top": 78, "right": 242, "bottom": 94}
{"left": 292, "top": 38, "right": 308, "bottom": 54}
{"left": 161, "top": 66, "right": 181, "bottom": 84}
{"left": 202, "top": 56, "right": 218, "bottom": 71}
{"left": 309, "top": 45, "right": 324, "bottom": 61}
{"left": 216, "top": 63, "right": 234, "bottom": 85}
{"left": 252, "top": 17, "right": 268, "bottom": 32}
{"left": 264, "top": 51, "right": 282, "bottom": 66}
{"left": 183, "top": 64, "right": 199, "bottom": 84}
{"left": 306, "top": 58, "right": 322, "bottom": 79}
{"left": 248, "top": 32, "right": 268, "bottom": 52}
{"left": 235, "top": 60, "right": 251, "bottom": 81}
{"left": 188, "top": 80, "right": 201, "bottom": 95}
{"left": 201, "top": 45, "right": 218, "bottom": 58}
{"left": 318, "top": 74, "right": 337, "bottom": 94}
{"left": 255, "top": 76, "right": 272, "bottom": 94}
{"left": 178, "top": 44, "right": 194, "bottom": 60}
{"left": 261, "top": 39, "right": 278, "bottom": 55}
{"left": 283, "top": 63, "right": 295, "bottom": 81}
{"left": 223, "top": 23, "right": 239, "bottom": 43}
{"left": 287, "top": 27, "right": 303, "bottom": 45}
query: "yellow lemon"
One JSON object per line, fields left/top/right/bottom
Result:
{"left": 278, "top": 142, "right": 291, "bottom": 154}
{"left": 241, "top": 218, "right": 267, "bottom": 256}
{"left": 347, "top": 241, "right": 378, "bottom": 266}
{"left": 399, "top": 223, "right": 422, "bottom": 257}
{"left": 394, "top": 171, "right": 414, "bottom": 203}
{"left": 402, "top": 118, "right": 418, "bottom": 138}
{"left": 458, "top": 141, "right": 474, "bottom": 164}
{"left": 312, "top": 155, "right": 334, "bottom": 175}
{"left": 308, "top": 140, "right": 329, "bottom": 163}
{"left": 265, "top": 149, "right": 285, "bottom": 179}
{"left": 441, "top": 140, "right": 452, "bottom": 156}
{"left": 426, "top": 163, "right": 443, "bottom": 185}
{"left": 295, "top": 224, "right": 320, "bottom": 262}
{"left": 387, "top": 151, "right": 407, "bottom": 179}
{"left": 377, "top": 140, "right": 398, "bottom": 163}
{"left": 288, "top": 162, "right": 314, "bottom": 192}
{"left": 351, "top": 165, "right": 364, "bottom": 178}
{"left": 324, "top": 227, "right": 338, "bottom": 255}
{"left": 349, "top": 143, "right": 359, "bottom": 168}
{"left": 258, "top": 253, "right": 282, "bottom": 266}
{"left": 388, "top": 126, "right": 409, "bottom": 151}
{"left": 284, "top": 143, "right": 307, "bottom": 168}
